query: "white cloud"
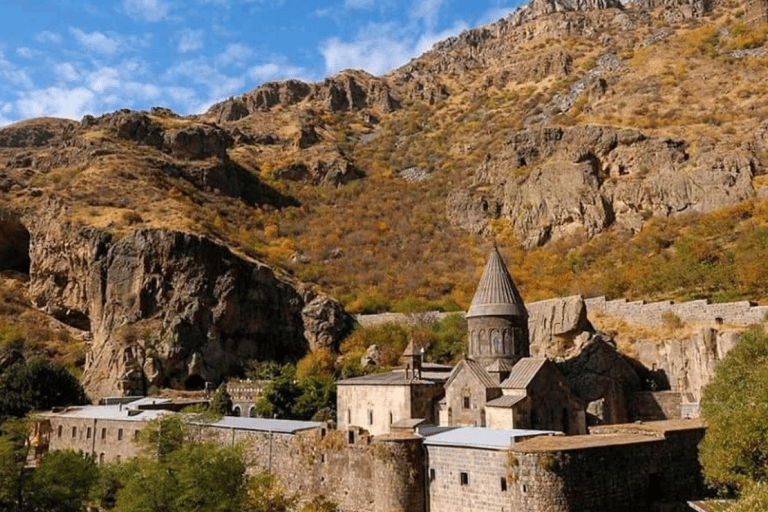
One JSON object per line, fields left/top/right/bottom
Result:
{"left": 248, "top": 62, "right": 306, "bottom": 82}
{"left": 123, "top": 0, "right": 170, "bottom": 22}
{"left": 16, "top": 87, "right": 96, "bottom": 119}
{"left": 410, "top": 0, "right": 446, "bottom": 29}
{"left": 217, "top": 43, "right": 252, "bottom": 67}
{"left": 319, "top": 19, "right": 468, "bottom": 76}
{"left": 178, "top": 29, "right": 204, "bottom": 53}
{"left": 479, "top": 6, "right": 518, "bottom": 25}
{"left": 54, "top": 63, "right": 82, "bottom": 83}
{"left": 0, "top": 56, "right": 33, "bottom": 89}
{"left": 35, "top": 31, "right": 62, "bottom": 44}
{"left": 321, "top": 32, "right": 412, "bottom": 76}
{"left": 87, "top": 67, "right": 122, "bottom": 93}
{"left": 70, "top": 28, "right": 125, "bottom": 55}
{"left": 344, "top": 0, "right": 377, "bottom": 8}
{"left": 414, "top": 21, "right": 470, "bottom": 55}
{"left": 16, "top": 48, "right": 35, "bottom": 59}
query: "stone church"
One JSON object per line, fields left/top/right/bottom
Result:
{"left": 337, "top": 246, "right": 586, "bottom": 436}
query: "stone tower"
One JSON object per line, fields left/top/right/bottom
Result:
{"left": 465, "top": 246, "right": 529, "bottom": 367}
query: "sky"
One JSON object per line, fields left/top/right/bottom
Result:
{"left": 0, "top": 0, "right": 526, "bottom": 126}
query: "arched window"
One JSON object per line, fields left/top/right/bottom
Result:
{"left": 233, "top": 406, "right": 241, "bottom": 417}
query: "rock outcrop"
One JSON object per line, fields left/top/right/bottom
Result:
{"left": 557, "top": 332, "right": 642, "bottom": 424}
{"left": 273, "top": 158, "right": 364, "bottom": 187}
{"left": 447, "top": 125, "right": 755, "bottom": 246}
{"left": 206, "top": 70, "right": 399, "bottom": 123}
{"left": 527, "top": 295, "right": 593, "bottom": 356}
{"left": 24, "top": 206, "right": 353, "bottom": 399}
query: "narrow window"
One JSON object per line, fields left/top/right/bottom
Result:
{"left": 429, "top": 468, "right": 436, "bottom": 481}
{"left": 118, "top": 428, "right": 123, "bottom": 441}
{"left": 460, "top": 472, "right": 469, "bottom": 486}
{"left": 367, "top": 410, "right": 373, "bottom": 425}
{"left": 348, "top": 431, "right": 355, "bottom": 444}
{"left": 463, "top": 396, "right": 470, "bottom": 409}
{"left": 522, "top": 484, "right": 527, "bottom": 493}
{"left": 57, "top": 425, "right": 62, "bottom": 438}
{"left": 501, "top": 477, "right": 507, "bottom": 491}
{"left": 346, "top": 409, "right": 351, "bottom": 424}
{"left": 320, "top": 453, "right": 326, "bottom": 463}
{"left": 86, "top": 427, "right": 92, "bottom": 439}
{"left": 389, "top": 412, "right": 393, "bottom": 425}
{"left": 134, "top": 430, "right": 140, "bottom": 441}
{"left": 101, "top": 428, "right": 106, "bottom": 440}
{"left": 71, "top": 426, "right": 77, "bottom": 438}
{"left": 99, "top": 453, "right": 104, "bottom": 464}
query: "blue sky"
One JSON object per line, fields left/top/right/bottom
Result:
{"left": 0, "top": 0, "right": 525, "bottom": 126}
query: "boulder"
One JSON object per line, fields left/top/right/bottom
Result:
{"left": 527, "top": 295, "right": 593, "bottom": 356}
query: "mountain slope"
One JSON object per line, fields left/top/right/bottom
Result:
{"left": 2, "top": 0, "right": 768, "bottom": 395}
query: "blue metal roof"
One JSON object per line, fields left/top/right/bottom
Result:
{"left": 422, "top": 427, "right": 557, "bottom": 450}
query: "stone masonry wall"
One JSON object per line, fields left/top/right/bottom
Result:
{"left": 192, "top": 425, "right": 425, "bottom": 512}
{"left": 47, "top": 416, "right": 147, "bottom": 464}
{"left": 510, "top": 429, "right": 705, "bottom": 512}
{"left": 426, "top": 445, "right": 511, "bottom": 512}
{"left": 584, "top": 296, "right": 768, "bottom": 327}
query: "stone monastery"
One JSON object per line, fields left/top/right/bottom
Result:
{"left": 31, "top": 247, "right": 707, "bottom": 512}
{"left": 337, "top": 246, "right": 585, "bottom": 437}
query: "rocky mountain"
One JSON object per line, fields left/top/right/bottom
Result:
{"left": 2, "top": 0, "right": 768, "bottom": 396}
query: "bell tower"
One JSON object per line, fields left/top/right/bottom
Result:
{"left": 465, "top": 245, "right": 529, "bottom": 367}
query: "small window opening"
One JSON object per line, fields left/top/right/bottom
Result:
{"left": 348, "top": 431, "right": 355, "bottom": 444}
{"left": 460, "top": 472, "right": 469, "bottom": 486}
{"left": 429, "top": 468, "right": 436, "bottom": 481}
{"left": 501, "top": 477, "right": 507, "bottom": 491}
{"left": 389, "top": 412, "right": 393, "bottom": 425}
{"left": 346, "top": 409, "right": 351, "bottom": 424}
{"left": 57, "top": 425, "right": 62, "bottom": 438}
{"left": 86, "top": 427, "right": 92, "bottom": 439}
{"left": 118, "top": 428, "right": 123, "bottom": 441}
{"left": 463, "top": 396, "right": 470, "bottom": 409}
{"left": 522, "top": 484, "right": 527, "bottom": 493}
{"left": 320, "top": 453, "right": 326, "bottom": 463}
{"left": 101, "top": 428, "right": 107, "bottom": 440}
{"left": 320, "top": 428, "right": 326, "bottom": 438}
{"left": 99, "top": 453, "right": 104, "bottom": 464}
{"left": 71, "top": 426, "right": 77, "bottom": 438}
{"left": 134, "top": 430, "right": 140, "bottom": 441}
{"left": 367, "top": 410, "right": 373, "bottom": 425}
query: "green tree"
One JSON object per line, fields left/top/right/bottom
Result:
{"left": 241, "top": 471, "right": 297, "bottom": 512}
{"left": 137, "top": 415, "right": 185, "bottom": 461}
{"left": 29, "top": 449, "right": 99, "bottom": 512}
{"left": 700, "top": 327, "right": 768, "bottom": 494}
{"left": 113, "top": 443, "right": 247, "bottom": 512}
{"left": 0, "top": 359, "right": 88, "bottom": 422}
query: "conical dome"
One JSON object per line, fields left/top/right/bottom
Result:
{"left": 466, "top": 246, "right": 526, "bottom": 318}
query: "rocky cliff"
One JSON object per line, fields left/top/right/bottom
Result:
{"left": 448, "top": 125, "right": 755, "bottom": 247}
{"left": 26, "top": 209, "right": 353, "bottom": 399}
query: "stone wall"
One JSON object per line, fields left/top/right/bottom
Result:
{"left": 627, "top": 391, "right": 682, "bottom": 421}
{"left": 584, "top": 296, "right": 768, "bottom": 327}
{"left": 47, "top": 416, "right": 147, "bottom": 464}
{"left": 426, "top": 445, "right": 510, "bottom": 512}
{"left": 510, "top": 425, "right": 705, "bottom": 512}
{"left": 337, "top": 384, "right": 409, "bottom": 436}
{"left": 43, "top": 412, "right": 424, "bottom": 512}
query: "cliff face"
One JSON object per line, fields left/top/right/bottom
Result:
{"left": 23, "top": 205, "right": 352, "bottom": 399}
{"left": 30, "top": 217, "right": 351, "bottom": 397}
{"left": 447, "top": 125, "right": 755, "bottom": 247}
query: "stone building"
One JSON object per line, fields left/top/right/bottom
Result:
{"left": 336, "top": 346, "right": 451, "bottom": 436}
{"left": 338, "top": 246, "right": 585, "bottom": 434}
{"left": 438, "top": 246, "right": 585, "bottom": 434}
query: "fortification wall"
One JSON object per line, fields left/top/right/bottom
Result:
{"left": 193, "top": 425, "right": 424, "bottom": 512}
{"left": 426, "top": 445, "right": 510, "bottom": 512}
{"left": 584, "top": 296, "right": 768, "bottom": 327}
{"left": 510, "top": 428, "right": 704, "bottom": 512}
